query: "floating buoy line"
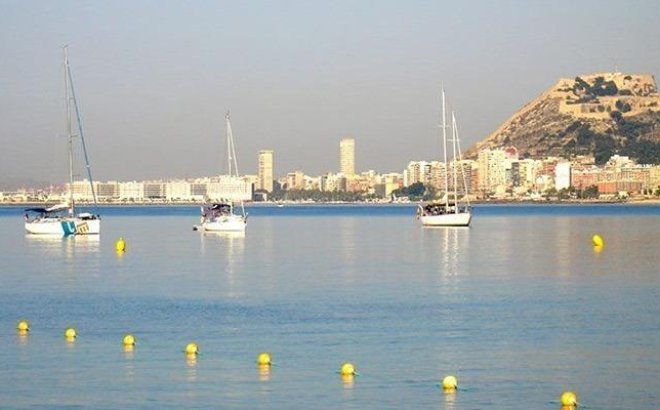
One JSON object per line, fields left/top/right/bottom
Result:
{"left": 12, "top": 320, "right": 582, "bottom": 405}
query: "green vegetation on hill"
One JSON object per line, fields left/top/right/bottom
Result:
{"left": 560, "top": 112, "right": 660, "bottom": 165}
{"left": 573, "top": 76, "right": 619, "bottom": 97}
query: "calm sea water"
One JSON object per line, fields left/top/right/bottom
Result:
{"left": 0, "top": 204, "right": 658, "bottom": 409}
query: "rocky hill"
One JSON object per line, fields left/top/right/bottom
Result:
{"left": 466, "top": 72, "right": 660, "bottom": 164}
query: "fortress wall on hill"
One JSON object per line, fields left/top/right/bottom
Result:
{"left": 466, "top": 72, "right": 659, "bottom": 157}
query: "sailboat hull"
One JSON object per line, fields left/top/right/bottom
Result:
{"left": 25, "top": 218, "right": 100, "bottom": 235}
{"left": 202, "top": 215, "right": 247, "bottom": 232}
{"left": 419, "top": 212, "right": 472, "bottom": 227}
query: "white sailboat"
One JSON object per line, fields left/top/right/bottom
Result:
{"left": 196, "top": 112, "right": 247, "bottom": 232}
{"left": 417, "top": 88, "right": 472, "bottom": 227}
{"left": 25, "top": 46, "right": 100, "bottom": 236}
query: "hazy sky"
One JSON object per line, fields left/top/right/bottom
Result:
{"left": 2, "top": 0, "right": 659, "bottom": 186}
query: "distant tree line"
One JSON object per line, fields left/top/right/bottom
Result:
{"left": 392, "top": 182, "right": 437, "bottom": 201}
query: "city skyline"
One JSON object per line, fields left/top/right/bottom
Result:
{"left": 2, "top": 1, "right": 660, "bottom": 188}
{"left": 6, "top": 147, "right": 657, "bottom": 203}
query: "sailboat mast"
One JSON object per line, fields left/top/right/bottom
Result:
{"left": 225, "top": 112, "right": 246, "bottom": 217}
{"left": 451, "top": 112, "right": 459, "bottom": 213}
{"left": 441, "top": 88, "right": 449, "bottom": 211}
{"left": 454, "top": 112, "right": 471, "bottom": 208}
{"left": 64, "top": 46, "right": 74, "bottom": 215}
{"left": 63, "top": 46, "right": 99, "bottom": 211}
{"left": 66, "top": 54, "right": 98, "bottom": 207}
{"left": 225, "top": 112, "right": 239, "bottom": 177}
{"left": 225, "top": 112, "right": 232, "bottom": 176}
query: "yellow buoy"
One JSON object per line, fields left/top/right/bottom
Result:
{"left": 442, "top": 375, "right": 458, "bottom": 391}
{"left": 257, "top": 352, "right": 272, "bottom": 366}
{"left": 17, "top": 320, "right": 30, "bottom": 332}
{"left": 592, "top": 234, "right": 604, "bottom": 247}
{"left": 340, "top": 362, "right": 356, "bottom": 376}
{"left": 64, "top": 327, "right": 77, "bottom": 339}
{"left": 116, "top": 237, "right": 126, "bottom": 252}
{"left": 560, "top": 391, "right": 577, "bottom": 406}
{"left": 123, "top": 334, "right": 136, "bottom": 346}
{"left": 185, "top": 342, "right": 198, "bottom": 356}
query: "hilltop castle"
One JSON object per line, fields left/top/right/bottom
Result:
{"left": 466, "top": 71, "right": 660, "bottom": 161}
{"left": 553, "top": 72, "right": 660, "bottom": 119}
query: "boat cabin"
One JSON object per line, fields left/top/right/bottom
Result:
{"left": 420, "top": 202, "right": 469, "bottom": 216}
{"left": 202, "top": 203, "right": 233, "bottom": 218}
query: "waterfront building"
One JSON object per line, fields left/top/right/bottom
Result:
{"left": 320, "top": 172, "right": 342, "bottom": 192}
{"left": 555, "top": 162, "right": 571, "bottom": 190}
{"left": 96, "top": 181, "right": 119, "bottom": 201}
{"left": 346, "top": 174, "right": 370, "bottom": 193}
{"left": 305, "top": 175, "right": 322, "bottom": 191}
{"left": 607, "top": 155, "right": 634, "bottom": 168}
{"left": 206, "top": 175, "right": 252, "bottom": 202}
{"left": 258, "top": 150, "right": 274, "bottom": 193}
{"left": 118, "top": 181, "right": 145, "bottom": 201}
{"left": 404, "top": 161, "right": 430, "bottom": 187}
{"left": 511, "top": 161, "right": 522, "bottom": 188}
{"left": 650, "top": 166, "right": 660, "bottom": 190}
{"left": 286, "top": 171, "right": 305, "bottom": 190}
{"left": 372, "top": 173, "right": 403, "bottom": 198}
{"left": 69, "top": 179, "right": 97, "bottom": 202}
{"left": 447, "top": 160, "right": 474, "bottom": 195}
{"left": 340, "top": 138, "right": 355, "bottom": 176}
{"left": 571, "top": 164, "right": 651, "bottom": 195}
{"left": 571, "top": 166, "right": 600, "bottom": 190}
{"left": 426, "top": 161, "right": 445, "bottom": 190}
{"left": 144, "top": 182, "right": 166, "bottom": 200}
{"left": 165, "top": 180, "right": 191, "bottom": 201}
{"left": 512, "top": 158, "right": 541, "bottom": 191}
{"left": 542, "top": 157, "right": 561, "bottom": 181}
{"left": 190, "top": 181, "right": 207, "bottom": 199}
{"left": 535, "top": 174, "right": 554, "bottom": 193}
{"left": 373, "top": 179, "right": 403, "bottom": 198}
{"left": 596, "top": 165, "right": 650, "bottom": 194}
{"left": 477, "top": 148, "right": 507, "bottom": 193}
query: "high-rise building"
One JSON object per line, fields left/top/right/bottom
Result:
{"left": 258, "top": 150, "right": 274, "bottom": 193}
{"left": 340, "top": 137, "right": 355, "bottom": 176}
{"left": 477, "top": 148, "right": 507, "bottom": 192}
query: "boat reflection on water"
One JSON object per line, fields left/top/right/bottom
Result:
{"left": 199, "top": 230, "right": 246, "bottom": 296}
{"left": 25, "top": 234, "right": 100, "bottom": 258}
{"left": 24, "top": 234, "right": 101, "bottom": 288}
{"left": 202, "top": 231, "right": 246, "bottom": 239}
{"left": 421, "top": 226, "right": 470, "bottom": 279}
{"left": 199, "top": 230, "right": 246, "bottom": 255}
